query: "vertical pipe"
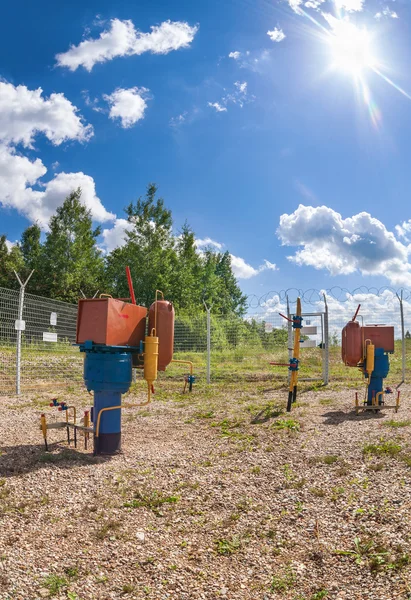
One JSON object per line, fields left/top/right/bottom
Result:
{"left": 400, "top": 291, "right": 406, "bottom": 384}
{"left": 125, "top": 266, "right": 136, "bottom": 304}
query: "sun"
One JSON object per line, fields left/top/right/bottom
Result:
{"left": 329, "top": 21, "right": 376, "bottom": 75}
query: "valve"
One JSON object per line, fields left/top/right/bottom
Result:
{"left": 58, "top": 403, "right": 68, "bottom": 411}
{"left": 184, "top": 374, "right": 196, "bottom": 392}
{"left": 289, "top": 358, "right": 299, "bottom": 372}
{"left": 385, "top": 387, "right": 393, "bottom": 394}
{"left": 292, "top": 316, "right": 303, "bottom": 329}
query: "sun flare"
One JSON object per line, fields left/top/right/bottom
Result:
{"left": 329, "top": 21, "right": 376, "bottom": 75}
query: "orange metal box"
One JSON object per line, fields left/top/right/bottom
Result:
{"left": 363, "top": 325, "right": 395, "bottom": 352}
{"left": 76, "top": 298, "right": 147, "bottom": 346}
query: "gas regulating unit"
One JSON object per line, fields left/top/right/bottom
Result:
{"left": 341, "top": 304, "right": 400, "bottom": 413}
{"left": 40, "top": 269, "right": 194, "bottom": 455}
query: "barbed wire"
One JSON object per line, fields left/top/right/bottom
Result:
{"left": 245, "top": 287, "right": 411, "bottom": 309}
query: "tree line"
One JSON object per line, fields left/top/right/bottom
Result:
{"left": 0, "top": 184, "right": 247, "bottom": 316}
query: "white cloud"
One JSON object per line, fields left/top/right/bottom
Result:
{"left": 334, "top": 0, "right": 364, "bottom": 12}
{"left": 104, "top": 87, "right": 149, "bottom": 128}
{"left": 375, "top": 7, "right": 399, "bottom": 20}
{"left": 208, "top": 102, "right": 227, "bottom": 113}
{"left": 208, "top": 81, "right": 251, "bottom": 113}
{"left": 0, "top": 82, "right": 93, "bottom": 148}
{"left": 56, "top": 18, "right": 198, "bottom": 71}
{"left": 101, "top": 218, "right": 132, "bottom": 252}
{"left": 170, "top": 112, "right": 188, "bottom": 127}
{"left": 228, "top": 51, "right": 241, "bottom": 59}
{"left": 0, "top": 144, "right": 47, "bottom": 210}
{"left": 304, "top": 0, "right": 325, "bottom": 8}
{"left": 230, "top": 255, "right": 278, "bottom": 279}
{"left": 267, "top": 28, "right": 286, "bottom": 43}
{"left": 395, "top": 220, "right": 411, "bottom": 240}
{"left": 195, "top": 237, "right": 224, "bottom": 250}
{"left": 27, "top": 171, "right": 115, "bottom": 227}
{"left": 277, "top": 204, "right": 411, "bottom": 286}
{"left": 288, "top": 0, "right": 303, "bottom": 13}
{"left": 5, "top": 239, "right": 15, "bottom": 251}
{"left": 0, "top": 144, "right": 114, "bottom": 228}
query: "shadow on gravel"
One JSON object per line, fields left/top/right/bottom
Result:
{"left": 0, "top": 443, "right": 110, "bottom": 477}
{"left": 322, "top": 410, "right": 385, "bottom": 425}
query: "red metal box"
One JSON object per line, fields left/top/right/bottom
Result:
{"left": 363, "top": 325, "right": 395, "bottom": 352}
{"left": 76, "top": 298, "right": 147, "bottom": 346}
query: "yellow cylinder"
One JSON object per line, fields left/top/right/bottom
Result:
{"left": 366, "top": 343, "right": 375, "bottom": 375}
{"left": 144, "top": 335, "right": 159, "bottom": 385}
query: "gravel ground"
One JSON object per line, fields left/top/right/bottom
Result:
{"left": 1, "top": 380, "right": 411, "bottom": 600}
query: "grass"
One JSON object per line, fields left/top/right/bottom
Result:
{"left": 363, "top": 439, "right": 402, "bottom": 457}
{"left": 384, "top": 419, "right": 411, "bottom": 428}
{"left": 215, "top": 536, "right": 242, "bottom": 555}
{"left": 335, "top": 537, "right": 410, "bottom": 572}
{"left": 310, "top": 455, "right": 339, "bottom": 465}
{"left": 43, "top": 574, "right": 68, "bottom": 595}
{"left": 270, "top": 567, "right": 296, "bottom": 592}
{"left": 273, "top": 418, "right": 300, "bottom": 432}
{"left": 124, "top": 490, "right": 179, "bottom": 515}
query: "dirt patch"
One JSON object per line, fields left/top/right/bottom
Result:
{"left": 1, "top": 381, "right": 411, "bottom": 599}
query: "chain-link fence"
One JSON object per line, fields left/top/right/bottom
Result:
{"left": 0, "top": 286, "right": 83, "bottom": 395}
{"left": 0, "top": 285, "right": 409, "bottom": 395}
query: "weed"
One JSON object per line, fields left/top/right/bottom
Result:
{"left": 319, "top": 398, "right": 333, "bottom": 406}
{"left": 273, "top": 418, "right": 300, "bottom": 432}
{"left": 67, "top": 592, "right": 80, "bottom": 600}
{"left": 122, "top": 583, "right": 135, "bottom": 593}
{"left": 311, "top": 591, "right": 328, "bottom": 600}
{"left": 64, "top": 566, "right": 78, "bottom": 579}
{"left": 310, "top": 487, "right": 326, "bottom": 498}
{"left": 363, "top": 439, "right": 402, "bottom": 456}
{"left": 251, "top": 466, "right": 261, "bottom": 474}
{"left": 124, "top": 491, "right": 179, "bottom": 515}
{"left": 330, "top": 487, "right": 345, "bottom": 502}
{"left": 310, "top": 455, "right": 338, "bottom": 465}
{"left": 335, "top": 537, "right": 408, "bottom": 572}
{"left": 270, "top": 567, "right": 296, "bottom": 592}
{"left": 95, "top": 519, "right": 121, "bottom": 540}
{"left": 401, "top": 454, "right": 411, "bottom": 468}
{"left": 216, "top": 536, "right": 242, "bottom": 555}
{"left": 195, "top": 410, "right": 215, "bottom": 419}
{"left": 384, "top": 419, "right": 411, "bottom": 428}
{"left": 43, "top": 574, "right": 68, "bottom": 596}
{"left": 368, "top": 462, "right": 384, "bottom": 472}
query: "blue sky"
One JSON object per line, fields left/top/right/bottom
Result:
{"left": 1, "top": 0, "right": 411, "bottom": 300}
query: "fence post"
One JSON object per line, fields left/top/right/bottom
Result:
{"left": 14, "top": 270, "right": 34, "bottom": 395}
{"left": 203, "top": 302, "right": 211, "bottom": 384}
{"left": 287, "top": 295, "right": 292, "bottom": 385}
{"left": 322, "top": 293, "right": 329, "bottom": 385}
{"left": 396, "top": 291, "right": 406, "bottom": 386}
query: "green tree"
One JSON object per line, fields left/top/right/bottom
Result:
{"left": 105, "top": 184, "right": 176, "bottom": 306}
{"left": 41, "top": 189, "right": 104, "bottom": 302}
{"left": 170, "top": 222, "right": 203, "bottom": 310}
{"left": 19, "top": 223, "right": 45, "bottom": 294}
{"left": 0, "top": 235, "right": 24, "bottom": 289}
{"left": 215, "top": 251, "right": 247, "bottom": 316}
